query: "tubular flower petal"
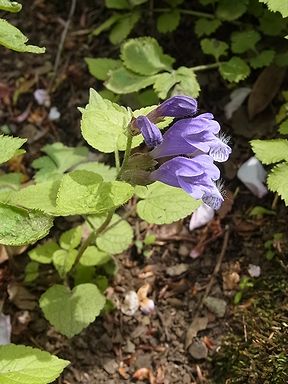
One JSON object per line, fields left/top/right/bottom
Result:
{"left": 147, "top": 95, "right": 198, "bottom": 121}
{"left": 150, "top": 156, "right": 224, "bottom": 209}
{"left": 150, "top": 114, "right": 223, "bottom": 159}
{"left": 135, "top": 115, "right": 163, "bottom": 148}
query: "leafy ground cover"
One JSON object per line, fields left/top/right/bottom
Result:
{"left": 0, "top": 0, "right": 288, "bottom": 383}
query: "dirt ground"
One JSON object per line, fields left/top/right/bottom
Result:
{"left": 1, "top": 1, "right": 288, "bottom": 383}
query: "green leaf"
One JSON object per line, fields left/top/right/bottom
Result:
{"left": 249, "top": 49, "right": 275, "bottom": 69}
{"left": 259, "top": 10, "right": 286, "bottom": 36}
{"left": 0, "top": 344, "right": 69, "bottom": 384}
{"left": 74, "top": 162, "right": 117, "bottom": 181}
{"left": 267, "top": 162, "right": 288, "bottom": 205}
{"left": 24, "top": 261, "right": 39, "bottom": 283}
{"left": 80, "top": 246, "right": 111, "bottom": 267}
{"left": 0, "top": 172, "right": 22, "bottom": 192}
{"left": 173, "top": 67, "right": 200, "bottom": 98}
{"left": 59, "top": 226, "right": 83, "bottom": 250}
{"left": 195, "top": 18, "right": 222, "bottom": 37}
{"left": 28, "top": 240, "right": 60, "bottom": 264}
{"left": 216, "top": 0, "right": 248, "bottom": 21}
{"left": 92, "top": 14, "right": 122, "bottom": 36}
{"left": 279, "top": 119, "right": 288, "bottom": 134}
{"left": 156, "top": 9, "right": 181, "bottom": 33}
{"left": 219, "top": 57, "right": 250, "bottom": 83}
{"left": 275, "top": 51, "right": 288, "bottom": 67}
{"left": 105, "top": 0, "right": 130, "bottom": 8}
{"left": 136, "top": 182, "right": 201, "bottom": 224}
{"left": 153, "top": 72, "right": 179, "bottom": 99}
{"left": 121, "top": 37, "right": 174, "bottom": 76}
{"left": 0, "top": 0, "right": 22, "bottom": 12}
{"left": 80, "top": 88, "right": 132, "bottom": 153}
{"left": 56, "top": 171, "right": 134, "bottom": 216}
{"left": 85, "top": 58, "right": 122, "bottom": 81}
{"left": 88, "top": 214, "right": 133, "bottom": 254}
{"left": 109, "top": 11, "right": 140, "bottom": 44}
{"left": 53, "top": 249, "right": 77, "bottom": 278}
{"left": 106, "top": 66, "right": 156, "bottom": 94}
{"left": 32, "top": 143, "right": 89, "bottom": 183}
{"left": 0, "top": 203, "right": 53, "bottom": 246}
{"left": 259, "top": 0, "right": 288, "bottom": 18}
{"left": 231, "top": 30, "right": 261, "bottom": 54}
{"left": 0, "top": 19, "right": 45, "bottom": 53}
{"left": 251, "top": 139, "right": 288, "bottom": 164}
{"left": 0, "top": 135, "right": 26, "bottom": 165}
{"left": 200, "top": 38, "right": 229, "bottom": 61}
{"left": 40, "top": 283, "right": 106, "bottom": 337}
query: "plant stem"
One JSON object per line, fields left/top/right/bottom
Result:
{"left": 153, "top": 7, "right": 214, "bottom": 19}
{"left": 114, "top": 147, "right": 120, "bottom": 172}
{"left": 117, "top": 133, "right": 133, "bottom": 179}
{"left": 191, "top": 62, "right": 222, "bottom": 72}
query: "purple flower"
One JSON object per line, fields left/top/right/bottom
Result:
{"left": 147, "top": 95, "right": 198, "bottom": 121}
{"left": 150, "top": 155, "right": 224, "bottom": 209}
{"left": 135, "top": 115, "right": 163, "bottom": 148}
{"left": 150, "top": 113, "right": 231, "bottom": 162}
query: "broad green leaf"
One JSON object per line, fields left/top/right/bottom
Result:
{"left": 216, "top": 0, "right": 248, "bottom": 21}
{"left": 85, "top": 58, "right": 122, "bottom": 81}
{"left": 121, "top": 37, "right": 174, "bottom": 76}
{"left": 0, "top": 203, "right": 53, "bottom": 246}
{"left": 106, "top": 66, "right": 156, "bottom": 94}
{"left": 24, "top": 261, "right": 39, "bottom": 283}
{"left": 137, "top": 89, "right": 159, "bottom": 107}
{"left": 173, "top": 67, "right": 200, "bottom": 98}
{"left": 32, "top": 143, "right": 89, "bottom": 183}
{"left": 105, "top": 0, "right": 130, "bottom": 8}
{"left": 200, "top": 38, "right": 228, "bottom": 61}
{"left": 249, "top": 50, "right": 275, "bottom": 69}
{"left": 153, "top": 72, "right": 178, "bottom": 99}
{"left": 130, "top": 0, "right": 148, "bottom": 4}
{"left": 0, "top": 0, "right": 22, "bottom": 12}
{"left": 259, "top": 10, "right": 286, "bottom": 36}
{"left": 199, "top": 0, "right": 216, "bottom": 4}
{"left": 80, "top": 88, "right": 132, "bottom": 153}
{"left": 0, "top": 19, "right": 45, "bottom": 53}
{"left": 219, "top": 57, "right": 250, "bottom": 83}
{"left": 0, "top": 135, "right": 26, "bottom": 165}
{"left": 59, "top": 226, "right": 83, "bottom": 250}
{"left": 279, "top": 119, "right": 288, "bottom": 134}
{"left": 275, "top": 51, "right": 288, "bottom": 67}
{"left": 136, "top": 182, "right": 201, "bottom": 224}
{"left": 40, "top": 283, "right": 106, "bottom": 337}
{"left": 195, "top": 18, "right": 222, "bottom": 37}
{"left": 0, "top": 172, "right": 21, "bottom": 192}
{"left": 56, "top": 170, "right": 134, "bottom": 216}
{"left": 73, "top": 265, "right": 95, "bottom": 285}
{"left": 88, "top": 213, "right": 133, "bottom": 254}
{"left": 28, "top": 240, "right": 60, "bottom": 264}
{"left": 109, "top": 11, "right": 140, "bottom": 44}
{"left": 251, "top": 139, "right": 288, "bottom": 164}
{"left": 74, "top": 162, "right": 117, "bottom": 181}
{"left": 53, "top": 249, "right": 77, "bottom": 278}
{"left": 267, "top": 162, "right": 288, "bottom": 205}
{"left": 259, "top": 0, "right": 288, "bottom": 18}
{"left": 156, "top": 9, "right": 181, "bottom": 33}
{"left": 231, "top": 30, "right": 261, "bottom": 54}
{"left": 0, "top": 344, "right": 69, "bottom": 384}
{"left": 80, "top": 245, "right": 111, "bottom": 266}
{"left": 92, "top": 14, "right": 122, "bottom": 36}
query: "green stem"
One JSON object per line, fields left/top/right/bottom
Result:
{"left": 117, "top": 133, "right": 133, "bottom": 179}
{"left": 191, "top": 62, "right": 222, "bottom": 72}
{"left": 153, "top": 7, "right": 214, "bottom": 19}
{"left": 114, "top": 147, "right": 120, "bottom": 172}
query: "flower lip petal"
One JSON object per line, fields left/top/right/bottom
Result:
{"left": 135, "top": 115, "right": 163, "bottom": 148}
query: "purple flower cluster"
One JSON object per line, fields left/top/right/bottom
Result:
{"left": 134, "top": 96, "right": 231, "bottom": 210}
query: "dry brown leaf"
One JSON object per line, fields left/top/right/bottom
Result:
{"left": 7, "top": 282, "right": 36, "bottom": 310}
{"left": 248, "top": 65, "right": 286, "bottom": 119}
{"left": 0, "top": 246, "right": 8, "bottom": 264}
{"left": 185, "top": 317, "right": 208, "bottom": 348}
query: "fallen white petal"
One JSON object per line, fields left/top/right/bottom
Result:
{"left": 121, "top": 291, "right": 139, "bottom": 316}
{"left": 0, "top": 313, "right": 11, "bottom": 345}
{"left": 237, "top": 157, "right": 268, "bottom": 198}
{"left": 48, "top": 106, "right": 61, "bottom": 121}
{"left": 33, "top": 89, "right": 50, "bottom": 107}
{"left": 224, "top": 87, "right": 251, "bottom": 120}
{"left": 140, "top": 298, "right": 155, "bottom": 315}
{"left": 189, "top": 203, "right": 215, "bottom": 231}
{"left": 248, "top": 264, "right": 261, "bottom": 277}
